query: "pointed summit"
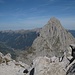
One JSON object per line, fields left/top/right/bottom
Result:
{"left": 46, "top": 17, "right": 63, "bottom": 31}
{"left": 49, "top": 17, "right": 60, "bottom": 22}
{"left": 48, "top": 17, "right": 61, "bottom": 26}
{"left": 32, "top": 17, "right": 75, "bottom": 57}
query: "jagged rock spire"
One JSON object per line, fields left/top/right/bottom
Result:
{"left": 32, "top": 17, "right": 75, "bottom": 57}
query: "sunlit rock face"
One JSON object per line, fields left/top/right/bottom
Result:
{"left": 0, "top": 52, "right": 29, "bottom": 75}
{"left": 32, "top": 17, "right": 75, "bottom": 58}
{"left": 27, "top": 56, "right": 69, "bottom": 75}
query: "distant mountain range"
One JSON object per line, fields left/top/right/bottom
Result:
{"left": 0, "top": 29, "right": 40, "bottom": 50}
{"left": 0, "top": 29, "right": 40, "bottom": 59}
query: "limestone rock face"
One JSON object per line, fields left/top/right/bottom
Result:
{"left": 0, "top": 52, "right": 28, "bottom": 75}
{"left": 28, "top": 56, "right": 69, "bottom": 75}
{"left": 32, "top": 17, "right": 75, "bottom": 57}
{"left": 66, "top": 60, "right": 75, "bottom": 75}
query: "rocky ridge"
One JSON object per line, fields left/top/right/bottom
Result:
{"left": 0, "top": 52, "right": 28, "bottom": 75}
{"left": 0, "top": 52, "right": 69, "bottom": 75}
{"left": 0, "top": 45, "right": 75, "bottom": 75}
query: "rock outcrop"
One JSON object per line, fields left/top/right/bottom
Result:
{"left": 66, "top": 59, "right": 75, "bottom": 75}
{"left": 23, "top": 56, "right": 70, "bottom": 75}
{"left": 0, "top": 52, "right": 28, "bottom": 75}
{"left": 23, "top": 44, "right": 75, "bottom": 75}
{"left": 66, "top": 44, "right": 75, "bottom": 75}
{"left": 33, "top": 56, "right": 66, "bottom": 75}
{"left": 0, "top": 45, "right": 75, "bottom": 75}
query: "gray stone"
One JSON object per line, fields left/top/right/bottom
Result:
{"left": 32, "top": 17, "right": 75, "bottom": 58}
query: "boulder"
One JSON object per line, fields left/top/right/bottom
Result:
{"left": 32, "top": 56, "right": 67, "bottom": 75}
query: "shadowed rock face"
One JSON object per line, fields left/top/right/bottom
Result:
{"left": 66, "top": 63, "right": 75, "bottom": 75}
{"left": 30, "top": 68, "right": 35, "bottom": 75}
{"left": 70, "top": 44, "right": 75, "bottom": 58}
{"left": 23, "top": 69, "right": 29, "bottom": 73}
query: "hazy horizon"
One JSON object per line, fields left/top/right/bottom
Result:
{"left": 0, "top": 0, "right": 75, "bottom": 30}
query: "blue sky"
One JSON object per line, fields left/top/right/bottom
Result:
{"left": 0, "top": 0, "right": 75, "bottom": 30}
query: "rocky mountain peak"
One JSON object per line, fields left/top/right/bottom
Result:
{"left": 48, "top": 17, "right": 61, "bottom": 24}
{"left": 17, "top": 17, "right": 75, "bottom": 65}
{"left": 32, "top": 17, "right": 75, "bottom": 57}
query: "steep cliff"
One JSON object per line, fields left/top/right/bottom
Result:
{"left": 32, "top": 17, "right": 75, "bottom": 57}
